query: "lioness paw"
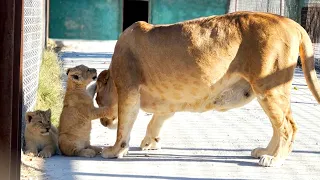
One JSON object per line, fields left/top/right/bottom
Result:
{"left": 38, "top": 150, "right": 52, "bottom": 158}
{"left": 140, "top": 137, "right": 161, "bottom": 150}
{"left": 259, "top": 155, "right": 283, "bottom": 167}
{"left": 101, "top": 146, "right": 128, "bottom": 159}
{"left": 251, "top": 147, "right": 268, "bottom": 158}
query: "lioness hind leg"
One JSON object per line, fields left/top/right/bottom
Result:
{"left": 252, "top": 88, "right": 297, "bottom": 167}
{"left": 140, "top": 113, "right": 175, "bottom": 150}
{"left": 101, "top": 89, "right": 140, "bottom": 159}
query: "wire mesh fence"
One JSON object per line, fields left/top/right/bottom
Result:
{"left": 228, "top": 0, "right": 320, "bottom": 69}
{"left": 21, "top": 0, "right": 46, "bottom": 147}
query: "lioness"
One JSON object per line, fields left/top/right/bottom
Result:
{"left": 58, "top": 65, "right": 113, "bottom": 157}
{"left": 24, "top": 109, "right": 59, "bottom": 158}
{"left": 95, "top": 11, "right": 320, "bottom": 167}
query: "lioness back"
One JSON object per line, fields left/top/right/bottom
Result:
{"left": 110, "top": 11, "right": 302, "bottom": 113}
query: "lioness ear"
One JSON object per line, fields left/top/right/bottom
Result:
{"left": 98, "top": 70, "right": 110, "bottom": 84}
{"left": 25, "top": 112, "right": 33, "bottom": 123}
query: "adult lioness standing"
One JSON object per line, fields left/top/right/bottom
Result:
{"left": 95, "top": 11, "right": 320, "bottom": 166}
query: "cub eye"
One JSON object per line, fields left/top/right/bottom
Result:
{"left": 71, "top": 75, "right": 79, "bottom": 80}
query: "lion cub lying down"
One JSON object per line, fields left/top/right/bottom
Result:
{"left": 24, "top": 109, "right": 59, "bottom": 158}
{"left": 58, "top": 65, "right": 113, "bottom": 157}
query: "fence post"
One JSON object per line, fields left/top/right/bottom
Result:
{"left": 0, "top": 0, "right": 23, "bottom": 179}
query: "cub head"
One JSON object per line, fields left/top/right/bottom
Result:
{"left": 25, "top": 109, "right": 52, "bottom": 136}
{"left": 66, "top": 65, "right": 97, "bottom": 87}
{"left": 95, "top": 69, "right": 118, "bottom": 129}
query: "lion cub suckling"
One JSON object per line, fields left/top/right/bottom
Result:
{"left": 58, "top": 65, "right": 113, "bottom": 158}
{"left": 24, "top": 109, "right": 59, "bottom": 158}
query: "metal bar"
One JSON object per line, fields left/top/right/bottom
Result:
{"left": 235, "top": 0, "right": 238, "bottom": 12}
{"left": 45, "top": 0, "right": 50, "bottom": 49}
{"left": 280, "top": 0, "right": 284, "bottom": 16}
{"left": 0, "top": 0, "right": 23, "bottom": 179}
{"left": 11, "top": 0, "right": 23, "bottom": 178}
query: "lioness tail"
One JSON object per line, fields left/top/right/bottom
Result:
{"left": 299, "top": 26, "right": 320, "bottom": 103}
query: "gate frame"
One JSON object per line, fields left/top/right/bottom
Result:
{"left": 0, "top": 0, "right": 23, "bottom": 179}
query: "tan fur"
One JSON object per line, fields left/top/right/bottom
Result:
{"left": 95, "top": 11, "right": 320, "bottom": 166}
{"left": 24, "top": 109, "right": 59, "bottom": 158}
{"left": 58, "top": 65, "right": 113, "bottom": 157}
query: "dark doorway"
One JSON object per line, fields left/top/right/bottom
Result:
{"left": 123, "top": 0, "right": 149, "bottom": 31}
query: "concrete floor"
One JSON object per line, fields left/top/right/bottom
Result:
{"left": 43, "top": 41, "right": 320, "bottom": 180}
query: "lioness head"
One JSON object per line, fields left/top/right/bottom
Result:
{"left": 66, "top": 64, "right": 97, "bottom": 87}
{"left": 95, "top": 69, "right": 118, "bottom": 129}
{"left": 25, "top": 109, "right": 52, "bottom": 136}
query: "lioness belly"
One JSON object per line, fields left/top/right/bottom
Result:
{"left": 140, "top": 75, "right": 255, "bottom": 113}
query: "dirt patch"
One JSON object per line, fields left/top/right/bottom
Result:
{"left": 21, "top": 153, "right": 45, "bottom": 180}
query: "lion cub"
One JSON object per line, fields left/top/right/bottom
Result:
{"left": 24, "top": 109, "right": 59, "bottom": 158}
{"left": 58, "top": 65, "right": 113, "bottom": 158}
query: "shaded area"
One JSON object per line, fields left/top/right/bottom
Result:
{"left": 59, "top": 52, "right": 113, "bottom": 59}
{"left": 123, "top": 0, "right": 149, "bottom": 31}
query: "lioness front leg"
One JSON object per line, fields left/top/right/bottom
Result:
{"left": 140, "top": 113, "right": 175, "bottom": 150}
{"left": 38, "top": 144, "right": 55, "bottom": 158}
{"left": 101, "top": 90, "right": 140, "bottom": 159}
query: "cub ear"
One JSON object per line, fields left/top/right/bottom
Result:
{"left": 25, "top": 112, "right": 33, "bottom": 123}
{"left": 46, "top": 109, "right": 51, "bottom": 118}
{"left": 98, "top": 70, "right": 110, "bottom": 84}
{"left": 66, "top": 68, "right": 70, "bottom": 75}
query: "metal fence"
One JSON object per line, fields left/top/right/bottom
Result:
{"left": 21, "top": 0, "right": 46, "bottom": 147}
{"left": 228, "top": 0, "right": 320, "bottom": 69}
{"left": 228, "top": 0, "right": 299, "bottom": 19}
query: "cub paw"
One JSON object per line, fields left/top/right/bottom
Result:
{"left": 91, "top": 146, "right": 102, "bottom": 154}
{"left": 79, "top": 149, "right": 96, "bottom": 158}
{"left": 140, "top": 136, "right": 161, "bottom": 150}
{"left": 38, "top": 150, "right": 52, "bottom": 158}
{"left": 101, "top": 146, "right": 128, "bottom": 159}
{"left": 25, "top": 150, "right": 38, "bottom": 157}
